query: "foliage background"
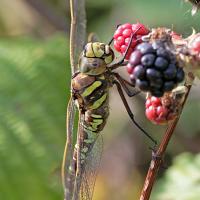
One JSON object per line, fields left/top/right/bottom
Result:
{"left": 0, "top": 0, "right": 200, "bottom": 200}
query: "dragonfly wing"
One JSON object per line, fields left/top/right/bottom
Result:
{"left": 80, "top": 135, "right": 103, "bottom": 200}
{"left": 71, "top": 113, "right": 85, "bottom": 200}
{"left": 71, "top": 111, "right": 103, "bottom": 200}
{"left": 62, "top": 96, "right": 77, "bottom": 200}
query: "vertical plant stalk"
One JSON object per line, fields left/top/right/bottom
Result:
{"left": 139, "top": 73, "right": 195, "bottom": 200}
{"left": 69, "top": 0, "right": 86, "bottom": 74}
{"left": 62, "top": 0, "right": 86, "bottom": 199}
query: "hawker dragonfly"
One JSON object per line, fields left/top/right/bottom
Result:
{"left": 62, "top": 1, "right": 156, "bottom": 200}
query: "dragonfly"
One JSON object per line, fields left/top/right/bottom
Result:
{"left": 62, "top": 1, "right": 157, "bottom": 200}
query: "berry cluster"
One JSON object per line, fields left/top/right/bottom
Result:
{"left": 145, "top": 95, "right": 178, "bottom": 125}
{"left": 127, "top": 41, "right": 185, "bottom": 97}
{"left": 113, "top": 23, "right": 149, "bottom": 59}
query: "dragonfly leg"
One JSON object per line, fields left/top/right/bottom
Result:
{"left": 113, "top": 80, "right": 157, "bottom": 146}
{"left": 112, "top": 72, "right": 140, "bottom": 97}
{"left": 108, "top": 24, "right": 121, "bottom": 45}
{"left": 109, "top": 26, "right": 142, "bottom": 70}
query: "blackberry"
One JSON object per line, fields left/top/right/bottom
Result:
{"left": 146, "top": 68, "right": 162, "bottom": 80}
{"left": 154, "top": 57, "right": 169, "bottom": 70}
{"left": 134, "top": 65, "right": 146, "bottom": 79}
{"left": 163, "top": 64, "right": 177, "bottom": 80}
{"left": 156, "top": 47, "right": 170, "bottom": 59}
{"left": 136, "top": 79, "right": 149, "bottom": 91}
{"left": 141, "top": 54, "right": 156, "bottom": 67}
{"left": 127, "top": 41, "right": 185, "bottom": 97}
{"left": 136, "top": 42, "right": 155, "bottom": 54}
{"left": 163, "top": 81, "right": 175, "bottom": 91}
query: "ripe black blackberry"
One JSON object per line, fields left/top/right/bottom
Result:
{"left": 127, "top": 41, "right": 185, "bottom": 97}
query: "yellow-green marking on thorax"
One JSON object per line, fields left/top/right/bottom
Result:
{"left": 82, "top": 81, "right": 102, "bottom": 97}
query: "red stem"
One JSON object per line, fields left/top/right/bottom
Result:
{"left": 140, "top": 80, "right": 193, "bottom": 200}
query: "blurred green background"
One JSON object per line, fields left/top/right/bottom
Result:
{"left": 0, "top": 0, "right": 200, "bottom": 200}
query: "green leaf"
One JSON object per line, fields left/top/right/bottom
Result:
{"left": 0, "top": 35, "right": 70, "bottom": 200}
{"left": 153, "top": 153, "right": 200, "bottom": 200}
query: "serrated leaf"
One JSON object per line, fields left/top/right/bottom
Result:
{"left": 0, "top": 35, "right": 70, "bottom": 200}
{"left": 153, "top": 153, "right": 200, "bottom": 200}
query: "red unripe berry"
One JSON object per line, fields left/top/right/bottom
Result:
{"left": 145, "top": 95, "right": 178, "bottom": 125}
{"left": 130, "top": 73, "right": 135, "bottom": 79}
{"left": 113, "top": 22, "right": 149, "bottom": 60}
{"left": 121, "top": 23, "right": 132, "bottom": 29}
{"left": 145, "top": 98, "right": 151, "bottom": 108}
{"left": 145, "top": 105, "right": 157, "bottom": 121}
{"left": 151, "top": 96, "right": 161, "bottom": 107}
{"left": 124, "top": 37, "right": 137, "bottom": 47}
{"left": 113, "top": 28, "right": 123, "bottom": 39}
{"left": 126, "top": 48, "right": 134, "bottom": 60}
{"left": 132, "top": 23, "right": 149, "bottom": 35}
{"left": 120, "top": 45, "right": 127, "bottom": 53}
{"left": 156, "top": 106, "right": 168, "bottom": 117}
{"left": 126, "top": 63, "right": 134, "bottom": 74}
{"left": 122, "top": 29, "right": 132, "bottom": 38}
{"left": 116, "top": 36, "right": 125, "bottom": 46}
{"left": 114, "top": 40, "right": 121, "bottom": 51}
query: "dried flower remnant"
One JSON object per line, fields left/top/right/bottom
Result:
{"left": 176, "top": 32, "right": 200, "bottom": 79}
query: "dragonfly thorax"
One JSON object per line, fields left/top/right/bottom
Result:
{"left": 79, "top": 42, "right": 114, "bottom": 75}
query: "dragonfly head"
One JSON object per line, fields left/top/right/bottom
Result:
{"left": 79, "top": 42, "right": 114, "bottom": 75}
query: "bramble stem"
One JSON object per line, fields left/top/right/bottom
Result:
{"left": 139, "top": 73, "right": 194, "bottom": 200}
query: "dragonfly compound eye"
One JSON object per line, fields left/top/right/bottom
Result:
{"left": 79, "top": 56, "right": 107, "bottom": 75}
{"left": 79, "top": 42, "right": 114, "bottom": 75}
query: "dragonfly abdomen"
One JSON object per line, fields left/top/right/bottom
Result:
{"left": 72, "top": 72, "right": 109, "bottom": 163}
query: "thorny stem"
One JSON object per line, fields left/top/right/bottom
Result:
{"left": 139, "top": 73, "right": 194, "bottom": 200}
